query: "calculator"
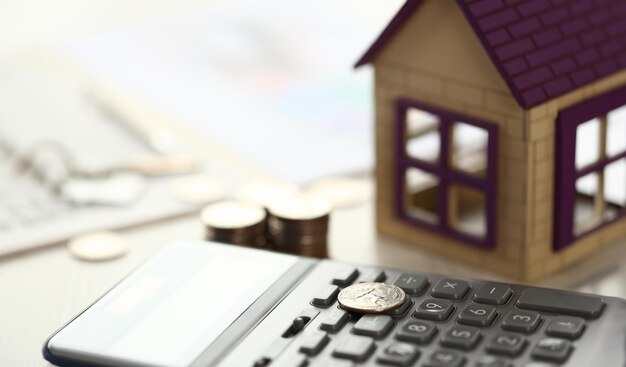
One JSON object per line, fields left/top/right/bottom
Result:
{"left": 43, "top": 241, "right": 626, "bottom": 367}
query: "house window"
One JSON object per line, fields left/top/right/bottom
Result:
{"left": 395, "top": 99, "right": 497, "bottom": 248}
{"left": 555, "top": 87, "right": 626, "bottom": 250}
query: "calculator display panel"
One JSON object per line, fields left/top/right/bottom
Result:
{"left": 48, "top": 242, "right": 298, "bottom": 367}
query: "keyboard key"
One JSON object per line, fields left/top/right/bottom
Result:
{"left": 473, "top": 284, "right": 513, "bottom": 305}
{"left": 516, "top": 288, "right": 604, "bottom": 318}
{"left": 299, "top": 330, "right": 329, "bottom": 356}
{"left": 424, "top": 349, "right": 465, "bottom": 367}
{"left": 475, "top": 355, "right": 514, "bottom": 367}
{"left": 332, "top": 335, "right": 376, "bottom": 362}
{"left": 523, "top": 363, "right": 558, "bottom": 367}
{"left": 501, "top": 310, "right": 541, "bottom": 333}
{"left": 485, "top": 333, "right": 526, "bottom": 357}
{"left": 375, "top": 342, "right": 420, "bottom": 366}
{"left": 353, "top": 315, "right": 394, "bottom": 338}
{"left": 332, "top": 267, "right": 359, "bottom": 286}
{"left": 393, "top": 273, "right": 428, "bottom": 295}
{"left": 311, "top": 285, "right": 339, "bottom": 307}
{"left": 457, "top": 304, "right": 497, "bottom": 327}
{"left": 531, "top": 338, "right": 573, "bottom": 363}
{"left": 414, "top": 298, "right": 455, "bottom": 321}
{"left": 395, "top": 320, "right": 438, "bottom": 344}
{"left": 320, "top": 308, "right": 350, "bottom": 333}
{"left": 431, "top": 278, "right": 470, "bottom": 300}
{"left": 386, "top": 296, "right": 413, "bottom": 317}
{"left": 545, "top": 316, "right": 585, "bottom": 340}
{"left": 440, "top": 325, "right": 481, "bottom": 350}
{"left": 358, "top": 268, "right": 386, "bottom": 282}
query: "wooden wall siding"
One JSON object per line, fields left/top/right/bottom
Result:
{"left": 371, "top": 0, "right": 533, "bottom": 280}
{"left": 374, "top": 0, "right": 510, "bottom": 94}
{"left": 525, "top": 69, "right": 626, "bottom": 281}
{"left": 370, "top": 0, "right": 532, "bottom": 279}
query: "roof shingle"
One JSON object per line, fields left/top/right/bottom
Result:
{"left": 458, "top": 0, "right": 626, "bottom": 107}
{"left": 356, "top": 0, "right": 626, "bottom": 108}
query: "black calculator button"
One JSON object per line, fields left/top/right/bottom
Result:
{"left": 485, "top": 333, "right": 527, "bottom": 357}
{"left": 457, "top": 304, "right": 497, "bottom": 327}
{"left": 431, "top": 279, "right": 470, "bottom": 300}
{"left": 516, "top": 288, "right": 604, "bottom": 319}
{"left": 353, "top": 315, "right": 394, "bottom": 338}
{"left": 375, "top": 342, "right": 420, "bottom": 366}
{"left": 501, "top": 310, "right": 541, "bottom": 333}
{"left": 299, "top": 330, "right": 330, "bottom": 356}
{"left": 440, "top": 325, "right": 482, "bottom": 350}
{"left": 393, "top": 273, "right": 428, "bottom": 295}
{"left": 386, "top": 296, "right": 413, "bottom": 317}
{"left": 395, "top": 320, "right": 438, "bottom": 344}
{"left": 475, "top": 355, "right": 514, "bottom": 367}
{"left": 473, "top": 284, "right": 513, "bottom": 305}
{"left": 414, "top": 298, "right": 455, "bottom": 321}
{"left": 311, "top": 285, "right": 339, "bottom": 307}
{"left": 424, "top": 349, "right": 466, "bottom": 367}
{"left": 545, "top": 316, "right": 585, "bottom": 339}
{"left": 357, "top": 268, "right": 386, "bottom": 283}
{"left": 332, "top": 335, "right": 376, "bottom": 362}
{"left": 320, "top": 308, "right": 350, "bottom": 333}
{"left": 332, "top": 267, "right": 359, "bottom": 287}
{"left": 531, "top": 337, "right": 573, "bottom": 363}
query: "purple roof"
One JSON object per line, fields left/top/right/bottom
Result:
{"left": 356, "top": 0, "right": 626, "bottom": 109}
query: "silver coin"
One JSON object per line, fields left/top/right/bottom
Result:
{"left": 267, "top": 193, "right": 332, "bottom": 220}
{"left": 307, "top": 177, "right": 372, "bottom": 209}
{"left": 235, "top": 181, "right": 299, "bottom": 208}
{"left": 338, "top": 282, "right": 406, "bottom": 314}
{"left": 126, "top": 154, "right": 198, "bottom": 176}
{"left": 200, "top": 200, "right": 266, "bottom": 229}
{"left": 168, "top": 174, "right": 226, "bottom": 204}
{"left": 60, "top": 172, "right": 145, "bottom": 206}
{"left": 67, "top": 231, "right": 128, "bottom": 262}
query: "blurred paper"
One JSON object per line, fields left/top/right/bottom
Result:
{"left": 57, "top": 0, "right": 402, "bottom": 183}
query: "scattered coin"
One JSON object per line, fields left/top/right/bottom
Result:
{"left": 235, "top": 181, "right": 300, "bottom": 208}
{"left": 200, "top": 200, "right": 267, "bottom": 247}
{"left": 60, "top": 172, "right": 146, "bottom": 206}
{"left": 168, "top": 174, "right": 226, "bottom": 204}
{"left": 126, "top": 154, "right": 198, "bottom": 176}
{"left": 338, "top": 282, "right": 406, "bottom": 314}
{"left": 67, "top": 231, "right": 128, "bottom": 261}
{"left": 307, "top": 177, "right": 372, "bottom": 209}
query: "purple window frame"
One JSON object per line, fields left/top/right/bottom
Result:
{"left": 394, "top": 98, "right": 498, "bottom": 249}
{"left": 554, "top": 86, "right": 626, "bottom": 250}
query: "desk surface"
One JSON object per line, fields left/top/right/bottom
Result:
{"left": 2, "top": 198, "right": 626, "bottom": 366}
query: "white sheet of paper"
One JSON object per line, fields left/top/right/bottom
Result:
{"left": 56, "top": 0, "right": 403, "bottom": 183}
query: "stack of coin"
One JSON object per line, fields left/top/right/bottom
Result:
{"left": 200, "top": 200, "right": 267, "bottom": 247}
{"left": 266, "top": 194, "right": 332, "bottom": 258}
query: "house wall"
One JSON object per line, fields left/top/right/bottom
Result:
{"left": 372, "top": 0, "right": 529, "bottom": 279}
{"left": 525, "top": 70, "right": 626, "bottom": 280}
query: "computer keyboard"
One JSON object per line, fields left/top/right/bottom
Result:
{"left": 246, "top": 262, "right": 624, "bottom": 367}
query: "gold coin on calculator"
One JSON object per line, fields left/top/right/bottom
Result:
{"left": 338, "top": 282, "right": 406, "bottom": 313}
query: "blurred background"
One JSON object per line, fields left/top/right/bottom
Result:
{"left": 0, "top": 0, "right": 403, "bottom": 256}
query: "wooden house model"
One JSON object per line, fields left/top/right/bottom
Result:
{"left": 356, "top": 0, "right": 626, "bottom": 280}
